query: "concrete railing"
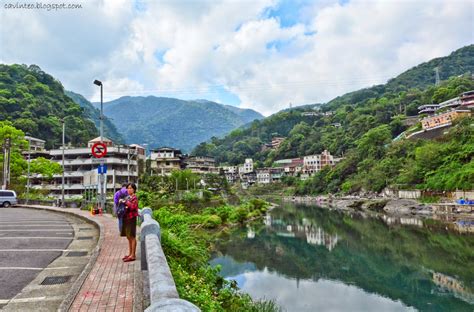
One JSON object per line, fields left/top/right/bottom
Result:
{"left": 141, "top": 208, "right": 200, "bottom": 312}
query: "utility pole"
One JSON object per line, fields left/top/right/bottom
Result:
{"left": 26, "top": 137, "right": 31, "bottom": 205}
{"left": 61, "top": 120, "right": 65, "bottom": 207}
{"left": 2, "top": 138, "right": 11, "bottom": 190}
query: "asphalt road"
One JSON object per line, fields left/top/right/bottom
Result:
{"left": 0, "top": 208, "right": 73, "bottom": 305}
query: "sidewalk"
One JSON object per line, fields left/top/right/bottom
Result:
{"left": 70, "top": 210, "right": 141, "bottom": 312}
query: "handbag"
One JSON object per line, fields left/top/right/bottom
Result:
{"left": 116, "top": 202, "right": 126, "bottom": 218}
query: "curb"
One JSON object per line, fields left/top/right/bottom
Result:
{"left": 16, "top": 205, "right": 104, "bottom": 312}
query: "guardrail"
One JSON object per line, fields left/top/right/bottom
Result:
{"left": 141, "top": 208, "right": 200, "bottom": 312}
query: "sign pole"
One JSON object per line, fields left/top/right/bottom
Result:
{"left": 91, "top": 142, "right": 108, "bottom": 213}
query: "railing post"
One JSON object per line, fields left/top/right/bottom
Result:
{"left": 141, "top": 208, "right": 200, "bottom": 312}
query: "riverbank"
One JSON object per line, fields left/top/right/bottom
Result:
{"left": 281, "top": 195, "right": 474, "bottom": 221}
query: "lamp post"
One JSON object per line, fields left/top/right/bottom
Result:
{"left": 61, "top": 119, "right": 65, "bottom": 207}
{"left": 93, "top": 79, "right": 105, "bottom": 212}
{"left": 93, "top": 80, "right": 103, "bottom": 141}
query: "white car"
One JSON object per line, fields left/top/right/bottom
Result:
{"left": 0, "top": 190, "right": 17, "bottom": 207}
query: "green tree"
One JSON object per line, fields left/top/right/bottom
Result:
{"left": 29, "top": 157, "right": 62, "bottom": 180}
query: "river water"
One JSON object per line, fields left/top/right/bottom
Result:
{"left": 210, "top": 202, "right": 474, "bottom": 312}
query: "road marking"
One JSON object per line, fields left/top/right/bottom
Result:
{"left": 0, "top": 230, "right": 73, "bottom": 232}
{"left": 0, "top": 266, "right": 78, "bottom": 271}
{"left": 0, "top": 249, "right": 88, "bottom": 252}
{"left": 0, "top": 295, "right": 65, "bottom": 304}
{"left": 0, "top": 237, "right": 72, "bottom": 240}
{"left": 0, "top": 225, "right": 71, "bottom": 227}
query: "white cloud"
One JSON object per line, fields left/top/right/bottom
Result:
{"left": 1, "top": 0, "right": 472, "bottom": 115}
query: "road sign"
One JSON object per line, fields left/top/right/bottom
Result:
{"left": 98, "top": 164, "right": 107, "bottom": 174}
{"left": 91, "top": 142, "right": 107, "bottom": 158}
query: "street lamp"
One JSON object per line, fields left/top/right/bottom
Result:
{"left": 93, "top": 79, "right": 103, "bottom": 141}
{"left": 93, "top": 79, "right": 105, "bottom": 212}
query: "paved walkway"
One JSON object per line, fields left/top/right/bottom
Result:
{"left": 70, "top": 210, "right": 140, "bottom": 312}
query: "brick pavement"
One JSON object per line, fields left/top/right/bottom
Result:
{"left": 70, "top": 211, "right": 139, "bottom": 312}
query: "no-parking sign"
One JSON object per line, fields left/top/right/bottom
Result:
{"left": 91, "top": 142, "right": 107, "bottom": 158}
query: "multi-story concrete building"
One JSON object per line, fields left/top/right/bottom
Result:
{"left": 256, "top": 169, "right": 271, "bottom": 184}
{"left": 239, "top": 158, "right": 254, "bottom": 175}
{"left": 149, "top": 147, "right": 184, "bottom": 176}
{"left": 221, "top": 166, "right": 239, "bottom": 183}
{"left": 29, "top": 137, "right": 145, "bottom": 199}
{"left": 421, "top": 110, "right": 471, "bottom": 130}
{"left": 303, "top": 150, "right": 335, "bottom": 175}
{"left": 24, "top": 136, "right": 49, "bottom": 160}
{"left": 185, "top": 156, "right": 219, "bottom": 174}
{"left": 460, "top": 90, "right": 474, "bottom": 108}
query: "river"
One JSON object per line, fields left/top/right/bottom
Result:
{"left": 210, "top": 202, "right": 474, "bottom": 312}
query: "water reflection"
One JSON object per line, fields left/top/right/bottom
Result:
{"left": 211, "top": 203, "right": 474, "bottom": 312}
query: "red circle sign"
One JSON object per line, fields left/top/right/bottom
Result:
{"left": 91, "top": 142, "right": 107, "bottom": 158}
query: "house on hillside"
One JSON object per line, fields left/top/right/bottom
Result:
{"left": 149, "top": 147, "right": 185, "bottom": 176}
{"left": 184, "top": 156, "right": 219, "bottom": 174}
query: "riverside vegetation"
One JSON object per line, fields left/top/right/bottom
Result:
{"left": 138, "top": 171, "right": 281, "bottom": 312}
{"left": 193, "top": 45, "right": 474, "bottom": 195}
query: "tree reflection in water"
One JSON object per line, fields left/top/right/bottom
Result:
{"left": 211, "top": 203, "right": 474, "bottom": 311}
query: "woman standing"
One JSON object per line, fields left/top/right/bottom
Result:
{"left": 121, "top": 183, "right": 138, "bottom": 262}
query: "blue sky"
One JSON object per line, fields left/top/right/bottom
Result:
{"left": 1, "top": 0, "right": 472, "bottom": 115}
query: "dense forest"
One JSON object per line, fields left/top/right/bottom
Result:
{"left": 192, "top": 45, "right": 474, "bottom": 193}
{"left": 0, "top": 64, "right": 98, "bottom": 148}
{"left": 65, "top": 90, "right": 124, "bottom": 144}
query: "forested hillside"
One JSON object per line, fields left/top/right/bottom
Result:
{"left": 192, "top": 45, "right": 474, "bottom": 167}
{"left": 65, "top": 91, "right": 124, "bottom": 144}
{"left": 0, "top": 64, "right": 98, "bottom": 148}
{"left": 97, "top": 96, "right": 263, "bottom": 152}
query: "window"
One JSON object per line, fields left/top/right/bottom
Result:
{"left": 0, "top": 191, "right": 14, "bottom": 197}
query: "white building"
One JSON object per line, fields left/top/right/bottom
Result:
{"left": 29, "top": 137, "right": 145, "bottom": 199}
{"left": 303, "top": 150, "right": 334, "bottom": 175}
{"left": 256, "top": 169, "right": 271, "bottom": 184}
{"left": 239, "top": 158, "right": 254, "bottom": 174}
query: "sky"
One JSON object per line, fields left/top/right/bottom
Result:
{"left": 0, "top": 0, "right": 473, "bottom": 116}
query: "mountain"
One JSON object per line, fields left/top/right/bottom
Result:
{"left": 65, "top": 91, "right": 124, "bottom": 144}
{"left": 94, "top": 96, "right": 263, "bottom": 152}
{"left": 324, "top": 44, "right": 474, "bottom": 112}
{"left": 192, "top": 45, "right": 474, "bottom": 192}
{"left": 0, "top": 64, "right": 98, "bottom": 148}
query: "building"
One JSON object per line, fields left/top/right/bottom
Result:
{"left": 271, "top": 137, "right": 285, "bottom": 149}
{"left": 29, "top": 137, "right": 144, "bottom": 199}
{"left": 274, "top": 158, "right": 304, "bottom": 177}
{"left": 221, "top": 166, "right": 239, "bottom": 183}
{"left": 460, "top": 90, "right": 474, "bottom": 108}
{"left": 23, "top": 136, "right": 49, "bottom": 160}
{"left": 256, "top": 169, "right": 271, "bottom": 184}
{"left": 239, "top": 158, "right": 254, "bottom": 175}
{"left": 185, "top": 156, "right": 219, "bottom": 174}
{"left": 150, "top": 147, "right": 184, "bottom": 176}
{"left": 421, "top": 109, "right": 471, "bottom": 130}
{"left": 303, "top": 150, "right": 335, "bottom": 175}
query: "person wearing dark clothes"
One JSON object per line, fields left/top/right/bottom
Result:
{"left": 114, "top": 184, "right": 128, "bottom": 233}
{"left": 121, "top": 183, "right": 139, "bottom": 262}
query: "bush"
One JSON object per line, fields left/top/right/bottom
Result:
{"left": 203, "top": 215, "right": 222, "bottom": 229}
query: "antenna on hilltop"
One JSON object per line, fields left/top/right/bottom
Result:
{"left": 289, "top": 102, "right": 292, "bottom": 110}
{"left": 434, "top": 67, "right": 440, "bottom": 86}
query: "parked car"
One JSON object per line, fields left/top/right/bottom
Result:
{"left": 0, "top": 190, "right": 17, "bottom": 207}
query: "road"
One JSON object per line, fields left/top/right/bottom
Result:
{"left": 0, "top": 207, "right": 98, "bottom": 311}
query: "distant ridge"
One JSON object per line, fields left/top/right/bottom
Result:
{"left": 95, "top": 96, "right": 263, "bottom": 152}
